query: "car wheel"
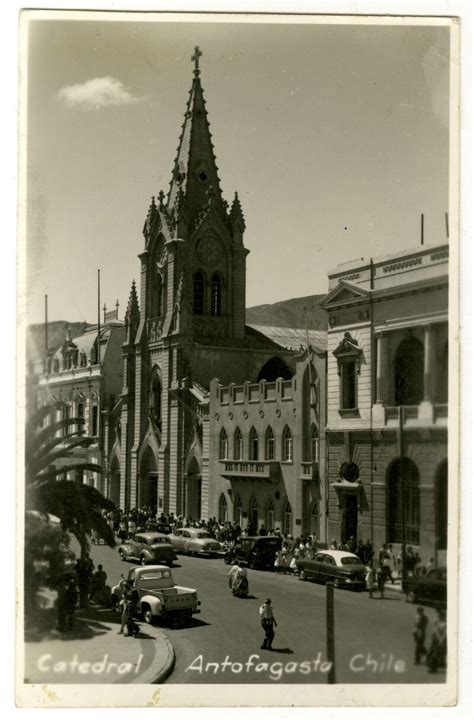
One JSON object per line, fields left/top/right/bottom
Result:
{"left": 119, "top": 550, "right": 126, "bottom": 561}
{"left": 143, "top": 606, "right": 153, "bottom": 624}
{"left": 333, "top": 578, "right": 341, "bottom": 589}
{"left": 407, "top": 590, "right": 417, "bottom": 604}
{"left": 140, "top": 555, "right": 148, "bottom": 566}
{"left": 224, "top": 554, "right": 233, "bottom": 565}
{"left": 299, "top": 569, "right": 307, "bottom": 581}
{"left": 249, "top": 555, "right": 259, "bottom": 570}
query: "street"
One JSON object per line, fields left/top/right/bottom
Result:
{"left": 90, "top": 541, "right": 446, "bottom": 685}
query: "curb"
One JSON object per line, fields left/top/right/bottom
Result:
{"left": 150, "top": 629, "right": 176, "bottom": 684}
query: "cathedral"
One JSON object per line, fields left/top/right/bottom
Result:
{"left": 104, "top": 49, "right": 326, "bottom": 537}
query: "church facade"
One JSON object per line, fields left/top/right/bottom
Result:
{"left": 103, "top": 50, "right": 328, "bottom": 540}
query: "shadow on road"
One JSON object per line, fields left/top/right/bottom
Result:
{"left": 25, "top": 603, "right": 116, "bottom": 643}
{"left": 266, "top": 648, "right": 294, "bottom": 654}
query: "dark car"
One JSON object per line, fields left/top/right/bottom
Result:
{"left": 403, "top": 567, "right": 447, "bottom": 608}
{"left": 224, "top": 536, "right": 282, "bottom": 570}
{"left": 296, "top": 550, "right": 366, "bottom": 590}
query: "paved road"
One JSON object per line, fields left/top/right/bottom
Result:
{"left": 90, "top": 542, "right": 446, "bottom": 685}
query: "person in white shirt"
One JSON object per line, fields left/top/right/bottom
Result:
{"left": 259, "top": 598, "right": 277, "bottom": 650}
{"left": 228, "top": 562, "right": 240, "bottom": 590}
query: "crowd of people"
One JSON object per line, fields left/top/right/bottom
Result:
{"left": 56, "top": 554, "right": 109, "bottom": 632}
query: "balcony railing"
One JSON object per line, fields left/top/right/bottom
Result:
{"left": 384, "top": 405, "right": 419, "bottom": 422}
{"left": 300, "top": 461, "right": 320, "bottom": 481}
{"left": 433, "top": 403, "right": 448, "bottom": 420}
{"left": 219, "top": 460, "right": 279, "bottom": 482}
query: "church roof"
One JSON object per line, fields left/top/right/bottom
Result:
{"left": 247, "top": 324, "right": 328, "bottom": 353}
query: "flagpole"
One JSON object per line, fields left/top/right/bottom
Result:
{"left": 97, "top": 269, "right": 101, "bottom": 365}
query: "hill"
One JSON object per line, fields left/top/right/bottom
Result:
{"left": 245, "top": 294, "right": 327, "bottom": 330}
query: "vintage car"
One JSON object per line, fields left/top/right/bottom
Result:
{"left": 224, "top": 536, "right": 283, "bottom": 570}
{"left": 168, "top": 528, "right": 222, "bottom": 557}
{"left": 118, "top": 532, "right": 177, "bottom": 567}
{"left": 296, "top": 550, "right": 366, "bottom": 590}
{"left": 403, "top": 567, "right": 447, "bottom": 608}
{"left": 111, "top": 565, "right": 200, "bottom": 625}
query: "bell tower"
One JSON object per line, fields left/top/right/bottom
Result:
{"left": 137, "top": 46, "right": 249, "bottom": 348}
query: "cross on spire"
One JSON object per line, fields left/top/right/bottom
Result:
{"left": 191, "top": 46, "right": 202, "bottom": 77}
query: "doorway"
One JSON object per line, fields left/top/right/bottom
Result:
{"left": 342, "top": 494, "right": 358, "bottom": 542}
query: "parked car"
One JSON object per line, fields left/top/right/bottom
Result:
{"left": 141, "top": 520, "right": 173, "bottom": 535}
{"left": 111, "top": 565, "right": 200, "bottom": 625}
{"left": 118, "top": 532, "right": 177, "bottom": 567}
{"left": 224, "top": 536, "right": 282, "bottom": 570}
{"left": 403, "top": 567, "right": 447, "bottom": 608}
{"left": 296, "top": 550, "right": 366, "bottom": 590}
{"left": 168, "top": 528, "right": 222, "bottom": 557}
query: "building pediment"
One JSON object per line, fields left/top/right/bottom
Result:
{"left": 319, "top": 281, "right": 370, "bottom": 309}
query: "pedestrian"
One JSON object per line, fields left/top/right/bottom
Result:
{"left": 228, "top": 561, "right": 241, "bottom": 591}
{"left": 413, "top": 606, "right": 428, "bottom": 665}
{"left": 366, "top": 564, "right": 376, "bottom": 599}
{"left": 427, "top": 609, "right": 447, "bottom": 673}
{"left": 58, "top": 575, "right": 78, "bottom": 632}
{"left": 125, "top": 589, "right": 140, "bottom": 638}
{"left": 90, "top": 564, "right": 107, "bottom": 604}
{"left": 259, "top": 598, "right": 277, "bottom": 650}
{"left": 376, "top": 566, "right": 385, "bottom": 599}
{"left": 75, "top": 554, "right": 94, "bottom": 609}
{"left": 118, "top": 581, "right": 131, "bottom": 634}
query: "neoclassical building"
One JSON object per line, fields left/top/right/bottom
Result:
{"left": 34, "top": 312, "right": 125, "bottom": 499}
{"left": 320, "top": 243, "right": 449, "bottom": 561}
{"left": 102, "top": 50, "right": 328, "bottom": 540}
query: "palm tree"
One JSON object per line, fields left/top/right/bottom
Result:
{"left": 25, "top": 401, "right": 116, "bottom": 557}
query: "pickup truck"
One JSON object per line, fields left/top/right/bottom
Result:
{"left": 111, "top": 565, "right": 200, "bottom": 625}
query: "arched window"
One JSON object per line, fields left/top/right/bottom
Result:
{"left": 193, "top": 271, "right": 205, "bottom": 315}
{"left": 219, "top": 493, "right": 228, "bottom": 523}
{"left": 266, "top": 500, "right": 275, "bottom": 532}
{"left": 219, "top": 428, "right": 229, "bottom": 460}
{"left": 394, "top": 336, "right": 424, "bottom": 406}
{"left": 284, "top": 501, "right": 293, "bottom": 536}
{"left": 265, "top": 427, "right": 275, "bottom": 461}
{"left": 283, "top": 426, "right": 293, "bottom": 462}
{"left": 387, "top": 458, "right": 420, "bottom": 544}
{"left": 150, "top": 370, "right": 162, "bottom": 426}
{"left": 234, "top": 496, "right": 242, "bottom": 527}
{"left": 210, "top": 273, "right": 222, "bottom": 317}
{"left": 234, "top": 427, "right": 243, "bottom": 460}
{"left": 249, "top": 427, "right": 259, "bottom": 461}
{"left": 310, "top": 424, "right": 319, "bottom": 462}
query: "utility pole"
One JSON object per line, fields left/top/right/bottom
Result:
{"left": 399, "top": 406, "right": 406, "bottom": 582}
{"left": 326, "top": 582, "right": 336, "bottom": 684}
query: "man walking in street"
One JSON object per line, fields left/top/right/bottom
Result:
{"left": 413, "top": 606, "right": 428, "bottom": 665}
{"left": 259, "top": 598, "right": 277, "bottom": 650}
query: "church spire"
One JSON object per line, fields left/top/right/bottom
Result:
{"left": 167, "top": 47, "right": 225, "bottom": 227}
{"left": 125, "top": 280, "right": 140, "bottom": 344}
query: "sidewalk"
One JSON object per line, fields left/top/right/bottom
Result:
{"left": 23, "top": 589, "right": 175, "bottom": 684}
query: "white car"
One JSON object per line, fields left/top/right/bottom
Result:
{"left": 296, "top": 549, "right": 367, "bottom": 589}
{"left": 168, "top": 528, "right": 222, "bottom": 557}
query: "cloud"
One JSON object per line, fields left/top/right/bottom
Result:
{"left": 57, "top": 77, "right": 143, "bottom": 110}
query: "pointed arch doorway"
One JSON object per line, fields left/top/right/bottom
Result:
{"left": 184, "top": 457, "right": 202, "bottom": 521}
{"left": 139, "top": 446, "right": 158, "bottom": 512}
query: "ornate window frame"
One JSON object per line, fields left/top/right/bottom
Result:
{"left": 333, "top": 332, "right": 363, "bottom": 415}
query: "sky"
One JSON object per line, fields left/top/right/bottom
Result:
{"left": 23, "top": 15, "right": 451, "bottom": 325}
